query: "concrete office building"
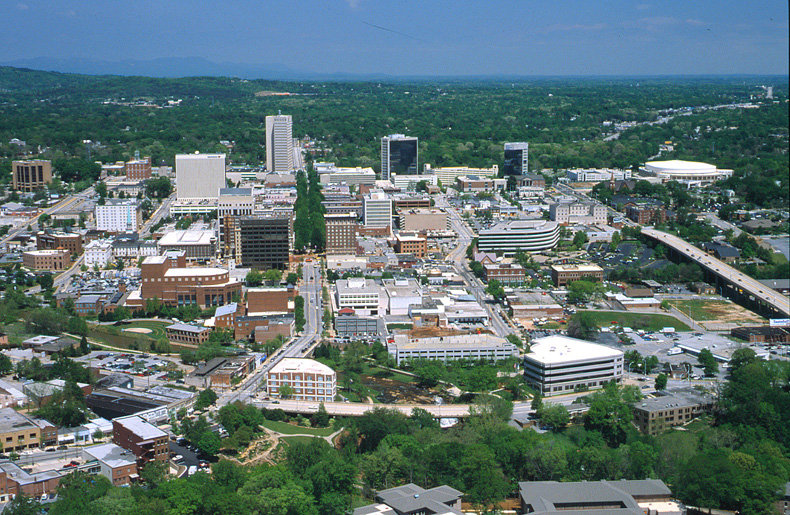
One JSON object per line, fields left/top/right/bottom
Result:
{"left": 423, "top": 164, "right": 498, "bottom": 185}
{"left": 477, "top": 220, "right": 560, "bottom": 255}
{"left": 266, "top": 358, "right": 337, "bottom": 402}
{"left": 124, "top": 156, "right": 152, "bottom": 180}
{"left": 381, "top": 134, "right": 418, "bottom": 181}
{"left": 11, "top": 160, "right": 52, "bottom": 191}
{"left": 265, "top": 114, "right": 294, "bottom": 173}
{"left": 566, "top": 168, "right": 631, "bottom": 182}
{"left": 157, "top": 229, "right": 217, "bottom": 262}
{"left": 95, "top": 198, "right": 141, "bottom": 233}
{"left": 236, "top": 215, "right": 291, "bottom": 270}
{"left": 316, "top": 164, "right": 376, "bottom": 186}
{"left": 335, "top": 278, "right": 382, "bottom": 315}
{"left": 325, "top": 212, "right": 358, "bottom": 254}
{"left": 549, "top": 201, "right": 607, "bottom": 225}
{"left": 363, "top": 191, "right": 392, "bottom": 228}
{"left": 175, "top": 153, "right": 226, "bottom": 200}
{"left": 388, "top": 334, "right": 518, "bottom": 365}
{"left": 523, "top": 335, "right": 624, "bottom": 396}
{"left": 503, "top": 142, "right": 529, "bottom": 175}
{"left": 335, "top": 309, "right": 380, "bottom": 339}
{"left": 217, "top": 187, "right": 254, "bottom": 260}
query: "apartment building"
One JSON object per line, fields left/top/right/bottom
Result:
{"left": 84, "top": 239, "right": 113, "bottom": 268}
{"left": 112, "top": 415, "right": 168, "bottom": 466}
{"left": 325, "top": 212, "right": 358, "bottom": 255}
{"left": 550, "top": 264, "right": 605, "bottom": 287}
{"left": 136, "top": 250, "right": 241, "bottom": 309}
{"left": 11, "top": 160, "right": 52, "bottom": 191}
{"left": 633, "top": 389, "right": 716, "bottom": 435}
{"left": 523, "top": 335, "right": 624, "bottom": 396}
{"left": 165, "top": 323, "right": 212, "bottom": 345}
{"left": 95, "top": 199, "right": 142, "bottom": 233}
{"left": 22, "top": 249, "right": 72, "bottom": 271}
{"left": 266, "top": 358, "right": 337, "bottom": 402}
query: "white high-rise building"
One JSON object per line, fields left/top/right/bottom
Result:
{"left": 95, "top": 199, "right": 141, "bottom": 233}
{"left": 265, "top": 114, "right": 294, "bottom": 173}
{"left": 363, "top": 191, "right": 392, "bottom": 228}
{"left": 175, "top": 153, "right": 226, "bottom": 200}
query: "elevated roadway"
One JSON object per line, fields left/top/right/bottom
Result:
{"left": 641, "top": 228, "right": 790, "bottom": 317}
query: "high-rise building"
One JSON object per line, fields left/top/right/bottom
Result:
{"left": 217, "top": 188, "right": 254, "bottom": 260}
{"left": 265, "top": 114, "right": 294, "bottom": 173}
{"left": 95, "top": 199, "right": 141, "bottom": 233}
{"left": 503, "top": 142, "right": 529, "bottom": 176}
{"left": 363, "top": 191, "right": 392, "bottom": 228}
{"left": 236, "top": 215, "right": 291, "bottom": 270}
{"left": 325, "top": 212, "right": 358, "bottom": 255}
{"left": 11, "top": 160, "right": 52, "bottom": 192}
{"left": 381, "top": 134, "right": 418, "bottom": 181}
{"left": 175, "top": 153, "right": 226, "bottom": 200}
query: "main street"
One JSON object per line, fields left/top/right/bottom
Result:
{"left": 219, "top": 259, "right": 323, "bottom": 406}
{"left": 435, "top": 195, "right": 512, "bottom": 337}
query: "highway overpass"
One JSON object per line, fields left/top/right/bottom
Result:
{"left": 641, "top": 228, "right": 790, "bottom": 318}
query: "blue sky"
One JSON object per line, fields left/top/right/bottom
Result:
{"left": 2, "top": 1, "right": 788, "bottom": 76}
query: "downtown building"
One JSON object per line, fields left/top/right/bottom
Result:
{"left": 380, "top": 134, "right": 418, "bottom": 181}
{"left": 95, "top": 199, "right": 142, "bottom": 233}
{"left": 325, "top": 212, "right": 358, "bottom": 255}
{"left": 217, "top": 187, "right": 254, "bottom": 261}
{"left": 503, "top": 142, "right": 529, "bottom": 176}
{"left": 175, "top": 153, "right": 226, "bottom": 200}
{"left": 11, "top": 160, "right": 52, "bottom": 191}
{"left": 235, "top": 214, "right": 291, "bottom": 270}
{"left": 265, "top": 114, "right": 294, "bottom": 173}
{"left": 266, "top": 358, "right": 337, "bottom": 402}
{"left": 124, "top": 156, "right": 152, "bottom": 180}
{"left": 477, "top": 220, "right": 560, "bottom": 255}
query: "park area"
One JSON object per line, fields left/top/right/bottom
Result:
{"left": 578, "top": 310, "right": 692, "bottom": 332}
{"left": 667, "top": 299, "right": 764, "bottom": 325}
{"left": 87, "top": 321, "right": 174, "bottom": 352}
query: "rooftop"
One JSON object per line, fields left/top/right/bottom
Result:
{"left": 158, "top": 230, "right": 216, "bottom": 246}
{"left": 269, "top": 358, "right": 335, "bottom": 376}
{"left": 167, "top": 322, "right": 210, "bottom": 333}
{"left": 634, "top": 388, "right": 716, "bottom": 413}
{"left": 114, "top": 415, "right": 167, "bottom": 440}
{"left": 551, "top": 264, "right": 604, "bottom": 273}
{"left": 526, "top": 335, "right": 623, "bottom": 365}
{"left": 82, "top": 443, "right": 137, "bottom": 469}
{"left": 0, "top": 408, "right": 37, "bottom": 433}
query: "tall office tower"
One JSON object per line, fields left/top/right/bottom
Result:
{"left": 363, "top": 191, "right": 393, "bottom": 228}
{"left": 324, "top": 212, "right": 358, "bottom": 254}
{"left": 380, "top": 134, "right": 418, "bottom": 181}
{"left": 503, "top": 142, "right": 529, "bottom": 176}
{"left": 217, "top": 187, "right": 254, "bottom": 259}
{"left": 265, "top": 114, "right": 294, "bottom": 173}
{"left": 175, "top": 153, "right": 226, "bottom": 200}
{"left": 236, "top": 215, "right": 291, "bottom": 270}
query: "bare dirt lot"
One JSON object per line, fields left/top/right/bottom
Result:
{"left": 360, "top": 375, "right": 436, "bottom": 404}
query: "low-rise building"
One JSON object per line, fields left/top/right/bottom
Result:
{"left": 633, "top": 389, "right": 716, "bottom": 435}
{"left": 336, "top": 278, "right": 382, "bottom": 316}
{"left": 81, "top": 443, "right": 139, "bottom": 486}
{"left": 398, "top": 208, "right": 450, "bottom": 233}
{"left": 84, "top": 239, "right": 113, "bottom": 268}
{"left": 266, "top": 358, "right": 336, "bottom": 402}
{"left": 335, "top": 309, "right": 380, "bottom": 339}
{"left": 625, "top": 200, "right": 667, "bottom": 225}
{"left": 246, "top": 287, "right": 296, "bottom": 314}
{"left": 22, "top": 249, "right": 72, "bottom": 270}
{"left": 507, "top": 292, "right": 563, "bottom": 319}
{"left": 550, "top": 264, "right": 604, "bottom": 286}
{"left": 165, "top": 323, "right": 212, "bottom": 345}
{"left": 702, "top": 241, "right": 740, "bottom": 263}
{"left": 383, "top": 278, "right": 423, "bottom": 316}
{"left": 112, "top": 415, "right": 168, "bottom": 466}
{"left": 455, "top": 175, "right": 505, "bottom": 192}
{"left": 36, "top": 230, "right": 83, "bottom": 254}
{"left": 234, "top": 313, "right": 293, "bottom": 341}
{"left": 519, "top": 479, "right": 674, "bottom": 515}
{"left": 158, "top": 229, "right": 217, "bottom": 262}
{"left": 394, "top": 233, "right": 427, "bottom": 258}
{"left": 523, "top": 335, "right": 624, "bottom": 396}
{"left": 549, "top": 200, "right": 607, "bottom": 225}
{"left": 0, "top": 461, "right": 61, "bottom": 503}
{"left": 388, "top": 333, "right": 517, "bottom": 365}
{"left": 0, "top": 408, "right": 57, "bottom": 452}
{"left": 731, "top": 325, "right": 790, "bottom": 344}
{"left": 354, "top": 484, "right": 464, "bottom": 515}
{"left": 483, "top": 262, "right": 526, "bottom": 284}
{"left": 188, "top": 355, "right": 257, "bottom": 390}
{"left": 477, "top": 220, "right": 560, "bottom": 255}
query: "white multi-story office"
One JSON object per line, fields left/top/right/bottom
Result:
{"left": 83, "top": 239, "right": 113, "bottom": 268}
{"left": 335, "top": 278, "right": 382, "bottom": 315}
{"left": 95, "top": 199, "right": 141, "bottom": 233}
{"left": 477, "top": 220, "right": 560, "bottom": 255}
{"left": 503, "top": 142, "right": 529, "bottom": 175}
{"left": 549, "top": 201, "right": 607, "bottom": 225}
{"left": 266, "top": 358, "right": 336, "bottom": 402}
{"left": 566, "top": 168, "right": 631, "bottom": 182}
{"left": 265, "top": 114, "right": 294, "bottom": 173}
{"left": 363, "top": 191, "right": 392, "bottom": 228}
{"left": 388, "top": 334, "right": 518, "bottom": 365}
{"left": 381, "top": 134, "right": 418, "bottom": 181}
{"left": 423, "top": 164, "right": 498, "bottom": 185}
{"left": 175, "top": 153, "right": 226, "bottom": 200}
{"left": 523, "top": 335, "right": 624, "bottom": 396}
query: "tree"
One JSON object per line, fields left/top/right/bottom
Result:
{"left": 567, "top": 312, "right": 599, "bottom": 340}
{"left": 139, "top": 460, "right": 169, "bottom": 487}
{"left": 728, "top": 347, "right": 757, "bottom": 373}
{"left": 537, "top": 403, "right": 570, "bottom": 431}
{"left": 312, "top": 402, "right": 330, "bottom": 428}
{"left": 245, "top": 270, "right": 263, "bottom": 287}
{"left": 278, "top": 384, "right": 294, "bottom": 399}
{"left": 697, "top": 348, "right": 719, "bottom": 376}
{"left": 584, "top": 382, "right": 636, "bottom": 446}
{"left": 655, "top": 373, "right": 668, "bottom": 390}
{"left": 572, "top": 230, "right": 588, "bottom": 248}
{"left": 196, "top": 388, "right": 218, "bottom": 410}
{"left": 485, "top": 279, "right": 505, "bottom": 300}
{"left": 1, "top": 494, "right": 41, "bottom": 515}
{"left": 197, "top": 430, "right": 222, "bottom": 456}
{"left": 95, "top": 180, "right": 107, "bottom": 200}
{"left": 264, "top": 268, "right": 283, "bottom": 284}
{"left": 286, "top": 272, "right": 299, "bottom": 285}
{"left": 0, "top": 353, "right": 13, "bottom": 375}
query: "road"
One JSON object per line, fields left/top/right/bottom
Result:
{"left": 435, "top": 195, "right": 512, "bottom": 337}
{"left": 219, "top": 260, "right": 324, "bottom": 406}
{"left": 141, "top": 193, "right": 175, "bottom": 236}
{"left": 641, "top": 228, "right": 790, "bottom": 317}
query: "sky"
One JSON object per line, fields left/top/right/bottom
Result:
{"left": 1, "top": 0, "right": 788, "bottom": 77}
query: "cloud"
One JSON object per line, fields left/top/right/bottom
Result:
{"left": 538, "top": 23, "right": 607, "bottom": 34}
{"left": 17, "top": 3, "right": 28, "bottom": 9}
{"left": 685, "top": 18, "right": 706, "bottom": 26}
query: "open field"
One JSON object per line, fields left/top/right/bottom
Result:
{"left": 116, "top": 320, "right": 170, "bottom": 338}
{"left": 667, "top": 299, "right": 764, "bottom": 324}
{"left": 260, "top": 420, "right": 336, "bottom": 437}
{"left": 579, "top": 310, "right": 692, "bottom": 332}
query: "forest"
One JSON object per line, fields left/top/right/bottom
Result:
{"left": 0, "top": 67, "right": 786, "bottom": 209}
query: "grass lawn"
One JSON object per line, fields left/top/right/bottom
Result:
{"left": 3, "top": 321, "right": 37, "bottom": 346}
{"left": 118, "top": 320, "right": 170, "bottom": 339}
{"left": 261, "top": 420, "right": 336, "bottom": 437}
{"left": 579, "top": 310, "right": 691, "bottom": 332}
{"left": 88, "top": 323, "right": 158, "bottom": 350}
{"left": 278, "top": 435, "right": 325, "bottom": 446}
{"left": 667, "top": 300, "right": 731, "bottom": 321}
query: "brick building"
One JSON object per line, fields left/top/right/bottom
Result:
{"left": 136, "top": 251, "right": 241, "bottom": 309}
{"left": 0, "top": 408, "right": 57, "bottom": 453}
{"left": 235, "top": 314, "right": 293, "bottom": 341}
{"left": 22, "top": 249, "right": 72, "bottom": 271}
{"left": 325, "top": 212, "right": 358, "bottom": 255}
{"left": 112, "top": 415, "right": 168, "bottom": 467}
{"left": 632, "top": 389, "right": 716, "bottom": 435}
{"left": 12, "top": 160, "right": 52, "bottom": 191}
{"left": 36, "top": 231, "right": 83, "bottom": 254}
{"left": 550, "top": 264, "right": 604, "bottom": 287}
{"left": 82, "top": 443, "right": 139, "bottom": 486}
{"left": 165, "top": 323, "right": 212, "bottom": 345}
{"left": 246, "top": 287, "right": 296, "bottom": 314}
{"left": 483, "top": 262, "right": 526, "bottom": 284}
{"left": 394, "top": 234, "right": 427, "bottom": 258}
{"left": 266, "top": 358, "right": 337, "bottom": 402}
{"left": 624, "top": 201, "right": 667, "bottom": 225}
{"left": 125, "top": 157, "right": 152, "bottom": 180}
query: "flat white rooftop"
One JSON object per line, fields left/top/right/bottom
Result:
{"left": 269, "top": 358, "right": 335, "bottom": 376}
{"left": 526, "top": 335, "right": 623, "bottom": 365}
{"left": 114, "top": 415, "right": 166, "bottom": 440}
{"left": 158, "top": 230, "right": 215, "bottom": 246}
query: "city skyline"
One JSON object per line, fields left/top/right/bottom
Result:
{"left": 1, "top": 1, "right": 787, "bottom": 78}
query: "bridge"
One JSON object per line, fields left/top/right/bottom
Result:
{"left": 256, "top": 399, "right": 474, "bottom": 418}
{"left": 641, "top": 228, "right": 790, "bottom": 318}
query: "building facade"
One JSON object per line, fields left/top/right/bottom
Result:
{"left": 381, "top": 134, "right": 418, "bottom": 181}
{"left": 165, "top": 323, "right": 212, "bottom": 345}
{"left": 503, "top": 142, "right": 529, "bottom": 176}
{"left": 363, "top": 191, "right": 392, "bottom": 228}
{"left": 157, "top": 230, "right": 217, "bottom": 262}
{"left": 325, "top": 212, "right": 358, "bottom": 255}
{"left": 550, "top": 201, "right": 607, "bottom": 225}
{"left": 12, "top": 160, "right": 52, "bottom": 191}
{"left": 95, "top": 199, "right": 141, "bottom": 233}
{"left": 335, "top": 310, "right": 379, "bottom": 339}
{"left": 125, "top": 157, "right": 152, "bottom": 180}
{"left": 632, "top": 389, "right": 716, "bottom": 435}
{"left": 175, "top": 153, "right": 226, "bottom": 200}
{"left": 477, "top": 220, "right": 560, "bottom": 255}
{"left": 483, "top": 262, "right": 526, "bottom": 284}
{"left": 265, "top": 114, "right": 295, "bottom": 173}
{"left": 266, "top": 358, "right": 337, "bottom": 402}
{"left": 335, "top": 278, "right": 381, "bottom": 315}
{"left": 22, "top": 249, "right": 72, "bottom": 271}
{"left": 36, "top": 231, "right": 82, "bottom": 254}
{"left": 112, "top": 415, "right": 168, "bottom": 467}
{"left": 236, "top": 215, "right": 291, "bottom": 270}
{"left": 550, "top": 264, "right": 605, "bottom": 286}
{"left": 218, "top": 187, "right": 254, "bottom": 259}
{"left": 398, "top": 208, "right": 449, "bottom": 233}
{"left": 394, "top": 234, "right": 427, "bottom": 258}
{"left": 388, "top": 334, "right": 518, "bottom": 365}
